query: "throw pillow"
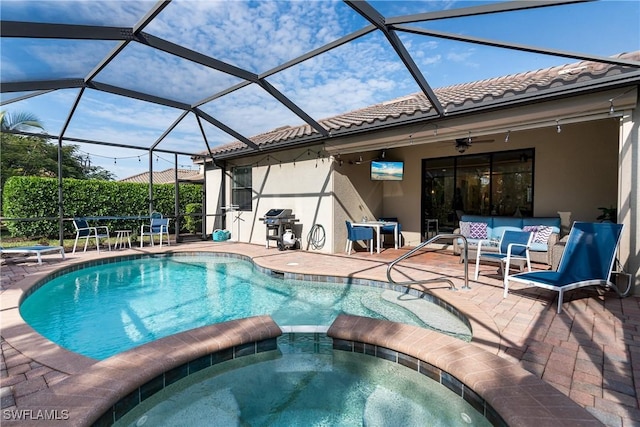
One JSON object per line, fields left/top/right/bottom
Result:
{"left": 533, "top": 225, "right": 553, "bottom": 243}
{"left": 459, "top": 221, "right": 471, "bottom": 237}
{"left": 469, "top": 222, "right": 488, "bottom": 239}
{"left": 522, "top": 225, "right": 539, "bottom": 233}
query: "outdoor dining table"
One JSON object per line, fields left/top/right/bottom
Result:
{"left": 350, "top": 220, "right": 399, "bottom": 254}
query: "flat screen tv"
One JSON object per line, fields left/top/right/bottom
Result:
{"left": 371, "top": 160, "right": 404, "bottom": 181}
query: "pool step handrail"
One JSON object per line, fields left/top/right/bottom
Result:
{"left": 387, "top": 233, "right": 470, "bottom": 291}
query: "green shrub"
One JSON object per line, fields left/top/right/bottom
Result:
{"left": 184, "top": 203, "right": 202, "bottom": 234}
{"left": 2, "top": 176, "right": 202, "bottom": 238}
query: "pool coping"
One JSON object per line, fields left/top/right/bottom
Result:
{"left": 1, "top": 247, "right": 601, "bottom": 426}
{"left": 328, "top": 314, "right": 602, "bottom": 426}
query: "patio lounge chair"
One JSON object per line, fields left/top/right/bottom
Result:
{"left": 73, "top": 218, "right": 111, "bottom": 253}
{"left": 474, "top": 230, "right": 533, "bottom": 285}
{"left": 506, "top": 222, "right": 625, "bottom": 313}
{"left": 345, "top": 221, "right": 373, "bottom": 254}
{"left": 140, "top": 217, "right": 170, "bottom": 247}
{"left": 0, "top": 245, "right": 65, "bottom": 264}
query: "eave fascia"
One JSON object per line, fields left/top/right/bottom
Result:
{"left": 325, "top": 86, "right": 639, "bottom": 154}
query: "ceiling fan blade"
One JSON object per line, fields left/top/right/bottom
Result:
{"left": 454, "top": 137, "right": 494, "bottom": 144}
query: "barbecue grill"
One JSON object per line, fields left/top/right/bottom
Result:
{"left": 259, "top": 209, "right": 300, "bottom": 250}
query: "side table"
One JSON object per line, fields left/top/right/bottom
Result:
{"left": 114, "top": 230, "right": 132, "bottom": 250}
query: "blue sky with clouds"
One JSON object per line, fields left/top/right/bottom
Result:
{"left": 1, "top": 0, "right": 638, "bottom": 179}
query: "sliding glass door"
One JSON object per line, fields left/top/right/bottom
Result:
{"left": 422, "top": 149, "right": 534, "bottom": 235}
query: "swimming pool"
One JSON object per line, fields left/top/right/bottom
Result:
{"left": 113, "top": 334, "right": 492, "bottom": 427}
{"left": 20, "top": 254, "right": 471, "bottom": 360}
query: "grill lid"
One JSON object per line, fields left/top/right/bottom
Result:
{"left": 264, "top": 208, "right": 293, "bottom": 218}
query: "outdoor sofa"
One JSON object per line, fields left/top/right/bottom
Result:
{"left": 453, "top": 214, "right": 561, "bottom": 266}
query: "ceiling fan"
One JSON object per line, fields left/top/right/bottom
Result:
{"left": 454, "top": 136, "right": 494, "bottom": 153}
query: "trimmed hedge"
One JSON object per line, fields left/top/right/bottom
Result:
{"left": 184, "top": 203, "right": 202, "bottom": 234}
{"left": 2, "top": 176, "right": 202, "bottom": 239}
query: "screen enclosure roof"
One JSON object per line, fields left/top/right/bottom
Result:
{"left": 2, "top": 0, "right": 639, "bottom": 174}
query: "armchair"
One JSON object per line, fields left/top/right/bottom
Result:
{"left": 379, "top": 217, "right": 402, "bottom": 247}
{"left": 345, "top": 221, "right": 374, "bottom": 254}
{"left": 474, "top": 230, "right": 533, "bottom": 286}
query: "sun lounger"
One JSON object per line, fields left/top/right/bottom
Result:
{"left": 0, "top": 245, "right": 65, "bottom": 264}
{"left": 506, "top": 222, "right": 624, "bottom": 313}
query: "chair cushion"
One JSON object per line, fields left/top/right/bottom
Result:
{"left": 379, "top": 218, "right": 400, "bottom": 234}
{"left": 492, "top": 226, "right": 523, "bottom": 241}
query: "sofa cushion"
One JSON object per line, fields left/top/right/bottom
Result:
{"left": 530, "top": 242, "right": 549, "bottom": 252}
{"left": 459, "top": 221, "right": 471, "bottom": 237}
{"left": 461, "top": 215, "right": 493, "bottom": 226}
{"left": 460, "top": 221, "right": 489, "bottom": 239}
{"left": 492, "top": 217, "right": 524, "bottom": 229}
{"left": 522, "top": 217, "right": 561, "bottom": 234}
{"left": 533, "top": 225, "right": 554, "bottom": 243}
{"left": 523, "top": 224, "right": 555, "bottom": 244}
{"left": 469, "top": 222, "right": 488, "bottom": 239}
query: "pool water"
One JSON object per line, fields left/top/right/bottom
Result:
{"left": 113, "top": 334, "right": 491, "bottom": 427}
{"left": 20, "top": 255, "right": 471, "bottom": 360}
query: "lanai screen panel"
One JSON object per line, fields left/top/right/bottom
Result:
{"left": 1, "top": 0, "right": 638, "bottom": 179}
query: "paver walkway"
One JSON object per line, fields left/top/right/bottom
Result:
{"left": 1, "top": 241, "right": 639, "bottom": 426}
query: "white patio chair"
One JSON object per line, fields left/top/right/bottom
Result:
{"left": 140, "top": 217, "right": 170, "bottom": 247}
{"left": 73, "top": 218, "right": 111, "bottom": 253}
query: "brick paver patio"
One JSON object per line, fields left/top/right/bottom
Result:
{"left": 1, "top": 240, "right": 639, "bottom": 426}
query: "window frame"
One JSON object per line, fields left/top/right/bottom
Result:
{"left": 231, "top": 165, "right": 253, "bottom": 212}
{"left": 421, "top": 148, "right": 534, "bottom": 235}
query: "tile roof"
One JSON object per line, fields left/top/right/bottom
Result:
{"left": 119, "top": 168, "right": 202, "bottom": 183}
{"left": 207, "top": 51, "right": 640, "bottom": 158}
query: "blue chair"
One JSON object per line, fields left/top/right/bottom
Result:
{"left": 379, "top": 217, "right": 402, "bottom": 247}
{"left": 506, "top": 222, "right": 624, "bottom": 313}
{"left": 140, "top": 217, "right": 170, "bottom": 247}
{"left": 72, "top": 218, "right": 111, "bottom": 253}
{"left": 345, "top": 221, "right": 374, "bottom": 254}
{"left": 474, "top": 230, "right": 533, "bottom": 286}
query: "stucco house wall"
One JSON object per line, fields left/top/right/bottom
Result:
{"left": 202, "top": 81, "right": 639, "bottom": 291}
{"left": 216, "top": 146, "right": 335, "bottom": 250}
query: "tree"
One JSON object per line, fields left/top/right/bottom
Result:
{"left": 1, "top": 109, "right": 114, "bottom": 184}
{"left": 0, "top": 110, "right": 44, "bottom": 132}
{"left": 1, "top": 133, "right": 115, "bottom": 185}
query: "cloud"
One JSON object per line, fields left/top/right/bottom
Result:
{"left": 0, "top": 0, "right": 151, "bottom": 26}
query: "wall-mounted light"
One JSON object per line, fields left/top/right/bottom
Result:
{"left": 505, "top": 130, "right": 510, "bottom": 143}
{"left": 556, "top": 120, "right": 562, "bottom": 133}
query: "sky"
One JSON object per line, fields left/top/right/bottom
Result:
{"left": 1, "top": 0, "right": 639, "bottom": 180}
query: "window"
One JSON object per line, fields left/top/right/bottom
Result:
{"left": 422, "top": 149, "right": 534, "bottom": 233}
{"left": 232, "top": 166, "right": 252, "bottom": 211}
